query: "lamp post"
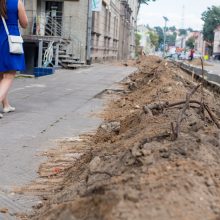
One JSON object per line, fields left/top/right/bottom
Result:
{"left": 163, "top": 16, "right": 169, "bottom": 57}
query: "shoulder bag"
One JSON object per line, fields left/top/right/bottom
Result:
{"left": 1, "top": 16, "right": 24, "bottom": 54}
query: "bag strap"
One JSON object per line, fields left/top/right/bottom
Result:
{"left": 1, "top": 16, "right": 10, "bottom": 36}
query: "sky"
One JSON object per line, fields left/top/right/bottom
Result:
{"left": 138, "top": 0, "right": 220, "bottom": 30}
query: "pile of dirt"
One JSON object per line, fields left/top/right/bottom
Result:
{"left": 20, "top": 56, "right": 220, "bottom": 220}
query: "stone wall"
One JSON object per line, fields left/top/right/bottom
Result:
{"left": 63, "top": 1, "right": 88, "bottom": 61}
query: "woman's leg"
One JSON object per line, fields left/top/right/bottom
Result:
{"left": 0, "top": 72, "right": 16, "bottom": 106}
{"left": 0, "top": 74, "right": 10, "bottom": 108}
{"left": 0, "top": 74, "right": 8, "bottom": 107}
{"left": 2, "top": 97, "right": 10, "bottom": 109}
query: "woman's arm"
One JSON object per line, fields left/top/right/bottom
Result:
{"left": 18, "top": 0, "right": 28, "bottom": 29}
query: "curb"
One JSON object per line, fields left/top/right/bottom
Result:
{"left": 173, "top": 61, "right": 220, "bottom": 94}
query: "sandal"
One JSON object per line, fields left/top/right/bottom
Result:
{"left": 3, "top": 106, "right": 15, "bottom": 113}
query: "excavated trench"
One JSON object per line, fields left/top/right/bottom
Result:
{"left": 17, "top": 56, "right": 220, "bottom": 220}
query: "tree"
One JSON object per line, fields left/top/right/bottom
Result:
{"left": 179, "top": 29, "right": 187, "bottom": 36}
{"left": 135, "top": 33, "right": 142, "bottom": 47}
{"left": 138, "top": 0, "right": 156, "bottom": 13}
{"left": 148, "top": 31, "right": 159, "bottom": 47}
{"left": 154, "top": 26, "right": 164, "bottom": 48}
{"left": 166, "top": 33, "right": 177, "bottom": 46}
{"left": 186, "top": 37, "right": 195, "bottom": 49}
{"left": 201, "top": 6, "right": 220, "bottom": 43}
{"left": 169, "top": 26, "right": 176, "bottom": 32}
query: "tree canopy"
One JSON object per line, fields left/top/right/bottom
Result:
{"left": 186, "top": 37, "right": 195, "bottom": 49}
{"left": 149, "top": 31, "right": 159, "bottom": 47}
{"left": 154, "top": 26, "right": 164, "bottom": 47}
{"left": 138, "top": 0, "right": 156, "bottom": 4}
{"left": 169, "top": 26, "right": 176, "bottom": 32}
{"left": 201, "top": 6, "right": 220, "bottom": 43}
{"left": 166, "top": 32, "right": 177, "bottom": 46}
{"left": 179, "top": 29, "right": 187, "bottom": 36}
{"left": 138, "top": 0, "right": 156, "bottom": 13}
{"left": 135, "top": 33, "right": 142, "bottom": 47}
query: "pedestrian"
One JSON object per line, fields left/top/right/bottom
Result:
{"left": 189, "top": 47, "right": 195, "bottom": 61}
{"left": 0, "top": 0, "right": 28, "bottom": 118}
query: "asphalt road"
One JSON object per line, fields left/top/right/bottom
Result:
{"left": 0, "top": 64, "right": 136, "bottom": 219}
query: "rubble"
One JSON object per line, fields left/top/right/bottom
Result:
{"left": 20, "top": 56, "right": 220, "bottom": 220}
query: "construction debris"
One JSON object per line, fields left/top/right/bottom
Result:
{"left": 20, "top": 56, "right": 220, "bottom": 220}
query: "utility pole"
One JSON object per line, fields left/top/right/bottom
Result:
{"left": 163, "top": 16, "right": 168, "bottom": 57}
{"left": 86, "top": 0, "right": 93, "bottom": 65}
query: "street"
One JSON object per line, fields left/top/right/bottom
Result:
{"left": 206, "top": 61, "right": 220, "bottom": 81}
{"left": 0, "top": 64, "right": 136, "bottom": 219}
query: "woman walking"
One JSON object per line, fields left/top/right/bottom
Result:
{"left": 0, "top": 0, "right": 28, "bottom": 118}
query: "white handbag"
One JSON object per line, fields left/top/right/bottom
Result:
{"left": 1, "top": 16, "right": 24, "bottom": 54}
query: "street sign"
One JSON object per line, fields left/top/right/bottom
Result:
{"left": 92, "top": 0, "right": 102, "bottom": 12}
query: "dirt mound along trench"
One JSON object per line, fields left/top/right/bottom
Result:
{"left": 19, "top": 56, "right": 220, "bottom": 220}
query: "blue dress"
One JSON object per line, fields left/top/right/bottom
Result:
{"left": 0, "top": 0, "right": 25, "bottom": 72}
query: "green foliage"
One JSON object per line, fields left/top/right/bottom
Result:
{"left": 138, "top": 0, "right": 156, "bottom": 5}
{"left": 166, "top": 34, "right": 177, "bottom": 46}
{"left": 179, "top": 29, "right": 187, "bottom": 36}
{"left": 154, "top": 26, "right": 177, "bottom": 48}
{"left": 149, "top": 31, "right": 159, "bottom": 47}
{"left": 169, "top": 26, "right": 176, "bottom": 32}
{"left": 186, "top": 37, "right": 195, "bottom": 49}
{"left": 201, "top": 6, "right": 220, "bottom": 42}
{"left": 154, "top": 26, "right": 164, "bottom": 46}
{"left": 138, "top": 0, "right": 156, "bottom": 13}
{"left": 135, "top": 33, "right": 142, "bottom": 47}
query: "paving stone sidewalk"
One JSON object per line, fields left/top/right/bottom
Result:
{"left": 0, "top": 64, "right": 137, "bottom": 219}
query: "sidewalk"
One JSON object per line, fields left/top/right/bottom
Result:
{"left": 0, "top": 64, "right": 137, "bottom": 219}
{"left": 177, "top": 60, "right": 220, "bottom": 86}
{"left": 205, "top": 61, "right": 220, "bottom": 76}
{"left": 196, "top": 61, "right": 220, "bottom": 85}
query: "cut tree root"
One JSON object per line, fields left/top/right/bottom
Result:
{"left": 203, "top": 104, "right": 220, "bottom": 129}
{"left": 140, "top": 132, "right": 171, "bottom": 146}
{"left": 143, "top": 100, "right": 201, "bottom": 113}
{"left": 143, "top": 83, "right": 220, "bottom": 141}
{"left": 171, "top": 84, "right": 220, "bottom": 140}
{"left": 173, "top": 84, "right": 201, "bottom": 139}
{"left": 200, "top": 57, "right": 205, "bottom": 119}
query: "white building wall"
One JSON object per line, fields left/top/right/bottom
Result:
{"left": 214, "top": 26, "right": 220, "bottom": 54}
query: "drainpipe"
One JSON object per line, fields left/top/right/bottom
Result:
{"left": 86, "top": 0, "right": 92, "bottom": 65}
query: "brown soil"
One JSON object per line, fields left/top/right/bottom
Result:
{"left": 20, "top": 56, "right": 220, "bottom": 220}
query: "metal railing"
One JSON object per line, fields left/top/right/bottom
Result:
{"left": 22, "top": 11, "right": 83, "bottom": 61}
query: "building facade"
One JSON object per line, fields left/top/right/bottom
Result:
{"left": 23, "top": 0, "right": 88, "bottom": 61}
{"left": 91, "top": 0, "right": 121, "bottom": 62}
{"left": 22, "top": 0, "right": 138, "bottom": 73}
{"left": 214, "top": 25, "right": 220, "bottom": 59}
{"left": 91, "top": 0, "right": 138, "bottom": 62}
